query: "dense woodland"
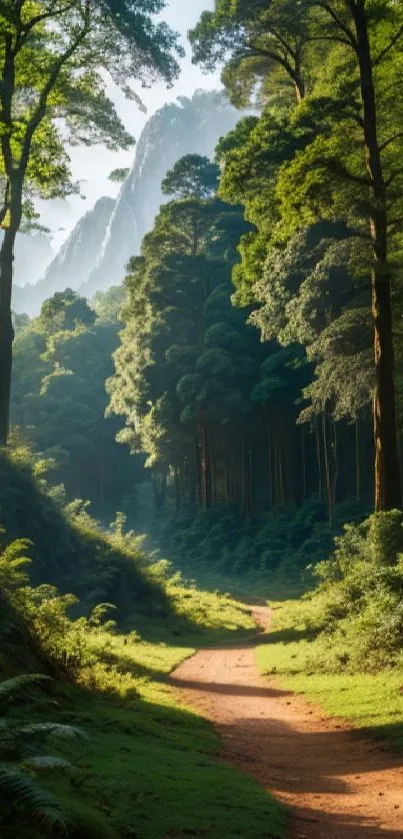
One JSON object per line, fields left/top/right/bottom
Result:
{"left": 2, "top": 0, "right": 403, "bottom": 581}
{"left": 1, "top": 2, "right": 403, "bottom": 838}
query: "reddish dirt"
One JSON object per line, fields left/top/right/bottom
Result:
{"left": 170, "top": 606, "right": 403, "bottom": 838}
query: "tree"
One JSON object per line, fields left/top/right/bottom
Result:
{"left": 277, "top": 1, "right": 403, "bottom": 510}
{"left": 108, "top": 167, "right": 130, "bottom": 184}
{"left": 11, "top": 289, "right": 145, "bottom": 511}
{"left": 108, "top": 155, "right": 312, "bottom": 514}
{"left": 38, "top": 289, "right": 95, "bottom": 336}
{"left": 208, "top": 0, "right": 403, "bottom": 511}
{"left": 161, "top": 154, "right": 220, "bottom": 200}
{"left": 190, "top": 0, "right": 310, "bottom": 106}
{"left": 0, "top": 0, "right": 182, "bottom": 446}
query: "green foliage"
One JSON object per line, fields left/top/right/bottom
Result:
{"left": 0, "top": 446, "right": 172, "bottom": 626}
{"left": 190, "top": 0, "right": 309, "bottom": 107}
{"left": 155, "top": 495, "right": 369, "bottom": 597}
{"left": 0, "top": 0, "right": 182, "bottom": 216}
{"left": 108, "top": 168, "right": 130, "bottom": 184}
{"left": 0, "top": 674, "right": 85, "bottom": 836}
{"left": 162, "top": 154, "right": 220, "bottom": 199}
{"left": 11, "top": 290, "right": 142, "bottom": 513}
{"left": 0, "top": 488, "right": 283, "bottom": 839}
{"left": 258, "top": 511, "right": 403, "bottom": 676}
{"left": 37, "top": 290, "right": 96, "bottom": 337}
{"left": 312, "top": 511, "right": 403, "bottom": 668}
{"left": 256, "top": 601, "right": 403, "bottom": 750}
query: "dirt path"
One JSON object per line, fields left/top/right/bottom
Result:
{"left": 170, "top": 607, "right": 403, "bottom": 838}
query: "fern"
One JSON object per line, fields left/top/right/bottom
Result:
{"left": 23, "top": 755, "right": 73, "bottom": 770}
{"left": 0, "top": 674, "right": 86, "bottom": 835}
{"left": 0, "top": 673, "right": 50, "bottom": 702}
{"left": 0, "top": 765, "right": 68, "bottom": 834}
{"left": 19, "top": 722, "right": 86, "bottom": 740}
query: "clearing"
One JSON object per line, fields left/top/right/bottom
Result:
{"left": 170, "top": 606, "right": 402, "bottom": 839}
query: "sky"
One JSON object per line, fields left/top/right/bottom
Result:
{"left": 39, "top": 0, "right": 219, "bottom": 249}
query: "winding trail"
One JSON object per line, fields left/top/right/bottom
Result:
{"left": 170, "top": 606, "right": 403, "bottom": 838}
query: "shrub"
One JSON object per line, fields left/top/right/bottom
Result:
{"left": 0, "top": 674, "right": 84, "bottom": 836}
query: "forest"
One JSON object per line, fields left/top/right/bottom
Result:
{"left": 1, "top": 2, "right": 403, "bottom": 838}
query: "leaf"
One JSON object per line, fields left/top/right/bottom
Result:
{"left": 0, "top": 765, "right": 68, "bottom": 834}
{"left": 22, "top": 756, "right": 72, "bottom": 771}
{"left": 19, "top": 723, "right": 86, "bottom": 740}
{"left": 0, "top": 675, "right": 50, "bottom": 703}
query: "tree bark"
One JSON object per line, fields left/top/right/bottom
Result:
{"left": 0, "top": 224, "right": 17, "bottom": 446}
{"left": 355, "top": 416, "right": 361, "bottom": 502}
{"left": 200, "top": 416, "right": 211, "bottom": 509}
{"left": 322, "top": 412, "right": 333, "bottom": 527}
{"left": 315, "top": 415, "right": 323, "bottom": 499}
{"left": 301, "top": 424, "right": 306, "bottom": 503}
{"left": 351, "top": 1, "right": 401, "bottom": 511}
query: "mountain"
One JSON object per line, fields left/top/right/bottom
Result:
{"left": 80, "top": 91, "right": 241, "bottom": 298}
{"left": 10, "top": 232, "right": 54, "bottom": 314}
{"left": 12, "top": 197, "right": 115, "bottom": 316}
{"left": 12, "top": 91, "right": 242, "bottom": 314}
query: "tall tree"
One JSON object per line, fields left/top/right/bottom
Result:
{"left": 161, "top": 154, "right": 220, "bottom": 200}
{"left": 282, "top": 0, "right": 403, "bottom": 510}
{"left": 190, "top": 0, "right": 310, "bottom": 106}
{"left": 0, "top": 0, "right": 181, "bottom": 445}
{"left": 204, "top": 0, "right": 403, "bottom": 511}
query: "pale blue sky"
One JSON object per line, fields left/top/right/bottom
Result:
{"left": 40, "top": 0, "right": 219, "bottom": 247}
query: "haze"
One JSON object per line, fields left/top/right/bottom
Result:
{"left": 38, "top": 0, "right": 218, "bottom": 248}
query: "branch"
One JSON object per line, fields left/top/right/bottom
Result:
{"left": 326, "top": 158, "right": 373, "bottom": 187}
{"left": 387, "top": 215, "right": 403, "bottom": 232}
{"left": 16, "top": 2, "right": 78, "bottom": 51}
{"left": 379, "top": 133, "right": 403, "bottom": 152}
{"left": 374, "top": 23, "right": 403, "bottom": 66}
{"left": 267, "top": 27, "right": 298, "bottom": 60}
{"left": 307, "top": 34, "right": 352, "bottom": 48}
{"left": 18, "top": 1, "right": 92, "bottom": 178}
{"left": 246, "top": 43, "right": 298, "bottom": 85}
{"left": 384, "top": 169, "right": 403, "bottom": 187}
{"left": 315, "top": 1, "right": 358, "bottom": 51}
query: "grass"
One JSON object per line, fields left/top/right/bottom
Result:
{"left": 4, "top": 586, "right": 286, "bottom": 839}
{"left": 256, "top": 599, "right": 403, "bottom": 751}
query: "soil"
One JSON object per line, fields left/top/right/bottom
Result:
{"left": 170, "top": 606, "right": 403, "bottom": 838}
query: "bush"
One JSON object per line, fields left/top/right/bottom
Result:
{"left": 0, "top": 447, "right": 172, "bottom": 624}
{"left": 156, "top": 495, "right": 369, "bottom": 595}
{"left": 0, "top": 674, "right": 84, "bottom": 836}
{"left": 306, "top": 510, "right": 403, "bottom": 670}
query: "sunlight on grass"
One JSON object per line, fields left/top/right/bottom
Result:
{"left": 256, "top": 600, "right": 403, "bottom": 750}
{"left": 18, "top": 589, "right": 285, "bottom": 839}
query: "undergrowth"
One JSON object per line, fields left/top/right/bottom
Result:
{"left": 156, "top": 496, "right": 368, "bottom": 597}
{"left": 256, "top": 511, "right": 403, "bottom": 750}
{"left": 0, "top": 518, "right": 284, "bottom": 838}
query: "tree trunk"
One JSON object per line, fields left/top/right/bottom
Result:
{"left": 333, "top": 420, "right": 339, "bottom": 506}
{"left": 315, "top": 415, "right": 323, "bottom": 499}
{"left": 322, "top": 412, "right": 333, "bottom": 527}
{"left": 200, "top": 417, "right": 211, "bottom": 510}
{"left": 174, "top": 465, "right": 181, "bottom": 512}
{"left": 301, "top": 424, "right": 306, "bottom": 503}
{"left": 351, "top": 2, "right": 401, "bottom": 511}
{"left": 0, "top": 224, "right": 17, "bottom": 446}
{"left": 98, "top": 442, "right": 105, "bottom": 511}
{"left": 268, "top": 415, "right": 273, "bottom": 509}
{"left": 355, "top": 416, "right": 361, "bottom": 502}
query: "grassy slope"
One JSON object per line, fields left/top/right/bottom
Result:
{"left": 6, "top": 591, "right": 286, "bottom": 839}
{"left": 256, "top": 600, "right": 403, "bottom": 751}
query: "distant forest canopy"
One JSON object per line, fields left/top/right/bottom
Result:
{"left": 4, "top": 1, "right": 403, "bottom": 580}
{"left": 107, "top": 155, "right": 374, "bottom": 527}
{"left": 109, "top": 0, "right": 403, "bottom": 521}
